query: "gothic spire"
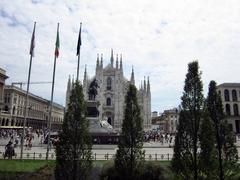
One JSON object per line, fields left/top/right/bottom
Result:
{"left": 147, "top": 76, "right": 150, "bottom": 95}
{"left": 100, "top": 53, "right": 103, "bottom": 68}
{"left": 120, "top": 54, "right": 123, "bottom": 70}
{"left": 96, "top": 53, "right": 99, "bottom": 68}
{"left": 116, "top": 54, "right": 119, "bottom": 69}
{"left": 110, "top": 49, "right": 114, "bottom": 67}
{"left": 144, "top": 76, "right": 146, "bottom": 91}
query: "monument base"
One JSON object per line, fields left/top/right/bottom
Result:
{"left": 86, "top": 101, "right": 119, "bottom": 144}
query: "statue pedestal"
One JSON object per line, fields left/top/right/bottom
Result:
{"left": 86, "top": 100, "right": 119, "bottom": 144}
{"left": 86, "top": 101, "right": 99, "bottom": 117}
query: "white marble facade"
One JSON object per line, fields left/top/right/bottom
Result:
{"left": 66, "top": 50, "right": 151, "bottom": 131}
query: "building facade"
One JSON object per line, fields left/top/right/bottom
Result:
{"left": 151, "top": 108, "right": 179, "bottom": 133}
{"left": 0, "top": 68, "right": 64, "bottom": 130}
{"left": 66, "top": 50, "right": 152, "bottom": 131}
{"left": 0, "top": 68, "right": 8, "bottom": 112}
{"left": 217, "top": 83, "right": 240, "bottom": 133}
{"left": 0, "top": 85, "right": 64, "bottom": 130}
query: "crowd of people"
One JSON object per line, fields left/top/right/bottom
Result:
{"left": 144, "top": 129, "right": 175, "bottom": 145}
{"left": 0, "top": 128, "right": 48, "bottom": 158}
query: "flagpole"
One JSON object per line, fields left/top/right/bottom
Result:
{"left": 20, "top": 22, "right": 36, "bottom": 160}
{"left": 76, "top": 22, "right": 82, "bottom": 82}
{"left": 46, "top": 23, "right": 59, "bottom": 160}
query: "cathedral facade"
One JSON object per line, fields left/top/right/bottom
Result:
{"left": 66, "top": 50, "right": 151, "bottom": 131}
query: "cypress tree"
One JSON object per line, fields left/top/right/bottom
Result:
{"left": 199, "top": 108, "right": 218, "bottom": 179}
{"left": 172, "top": 110, "right": 195, "bottom": 179}
{"left": 55, "top": 81, "right": 92, "bottom": 180}
{"left": 207, "top": 80, "right": 239, "bottom": 179}
{"left": 172, "top": 61, "right": 204, "bottom": 180}
{"left": 114, "top": 84, "right": 144, "bottom": 180}
{"left": 206, "top": 81, "right": 224, "bottom": 180}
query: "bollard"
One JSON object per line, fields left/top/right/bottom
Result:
{"left": 155, "top": 153, "right": 157, "bottom": 161}
{"left": 33, "top": 152, "right": 35, "bottom": 160}
{"left": 95, "top": 153, "right": 96, "bottom": 160}
{"left": 167, "top": 153, "right": 169, "bottom": 161}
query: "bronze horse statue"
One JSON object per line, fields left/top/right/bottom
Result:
{"left": 88, "top": 79, "right": 99, "bottom": 100}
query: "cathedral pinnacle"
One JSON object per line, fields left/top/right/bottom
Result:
{"left": 120, "top": 54, "right": 123, "bottom": 70}
{"left": 116, "top": 54, "right": 119, "bottom": 69}
{"left": 147, "top": 76, "right": 150, "bottom": 95}
{"left": 110, "top": 49, "right": 114, "bottom": 67}
{"left": 96, "top": 53, "right": 99, "bottom": 67}
{"left": 101, "top": 54, "right": 103, "bottom": 68}
{"left": 144, "top": 76, "right": 146, "bottom": 91}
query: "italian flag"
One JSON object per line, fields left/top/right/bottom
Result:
{"left": 55, "top": 28, "right": 60, "bottom": 58}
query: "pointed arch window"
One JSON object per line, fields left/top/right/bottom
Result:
{"left": 226, "top": 104, "right": 231, "bottom": 116}
{"left": 232, "top": 89, "right": 237, "bottom": 101}
{"left": 106, "top": 97, "right": 111, "bottom": 106}
{"left": 107, "top": 77, "right": 112, "bottom": 90}
{"left": 224, "top": 89, "right": 230, "bottom": 101}
{"left": 233, "top": 104, "right": 239, "bottom": 116}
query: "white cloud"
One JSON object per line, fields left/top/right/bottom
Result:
{"left": 0, "top": 0, "right": 240, "bottom": 112}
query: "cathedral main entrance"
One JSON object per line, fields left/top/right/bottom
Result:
{"left": 107, "top": 117, "right": 112, "bottom": 125}
{"left": 103, "top": 111, "right": 113, "bottom": 126}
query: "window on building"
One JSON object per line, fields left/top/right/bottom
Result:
{"left": 233, "top": 104, "right": 239, "bottom": 116}
{"left": 4, "top": 105, "right": 8, "bottom": 112}
{"left": 106, "top": 98, "right": 111, "bottom": 106}
{"left": 107, "top": 77, "right": 112, "bottom": 90}
{"left": 224, "top": 89, "right": 230, "bottom": 101}
{"left": 232, "top": 90, "right": 237, "bottom": 101}
{"left": 226, "top": 104, "right": 231, "bottom": 116}
{"left": 12, "top": 106, "right": 15, "bottom": 115}
{"left": 2, "top": 119, "right": 5, "bottom": 126}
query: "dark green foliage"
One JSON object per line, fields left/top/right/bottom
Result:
{"left": 172, "top": 61, "right": 204, "bottom": 180}
{"left": 207, "top": 81, "right": 239, "bottom": 179}
{"left": 199, "top": 110, "right": 218, "bottom": 179}
{"left": 55, "top": 81, "right": 92, "bottom": 180}
{"left": 140, "top": 162, "right": 167, "bottom": 180}
{"left": 171, "top": 111, "right": 195, "bottom": 179}
{"left": 100, "top": 161, "right": 167, "bottom": 180}
{"left": 222, "top": 121, "right": 239, "bottom": 179}
{"left": 114, "top": 84, "right": 144, "bottom": 180}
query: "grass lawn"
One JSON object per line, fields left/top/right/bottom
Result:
{"left": 0, "top": 159, "right": 170, "bottom": 172}
{"left": 0, "top": 159, "right": 55, "bottom": 173}
{"left": 0, "top": 160, "right": 173, "bottom": 179}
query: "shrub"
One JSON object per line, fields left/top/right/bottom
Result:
{"left": 100, "top": 161, "right": 167, "bottom": 180}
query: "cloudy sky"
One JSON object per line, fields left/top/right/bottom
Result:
{"left": 0, "top": 0, "right": 240, "bottom": 113}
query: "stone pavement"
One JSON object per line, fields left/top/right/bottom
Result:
{"left": 0, "top": 136, "right": 239, "bottom": 160}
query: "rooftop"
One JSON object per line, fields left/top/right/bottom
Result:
{"left": 217, "top": 83, "right": 240, "bottom": 88}
{"left": 5, "top": 85, "right": 64, "bottom": 109}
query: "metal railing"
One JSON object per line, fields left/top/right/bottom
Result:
{"left": 0, "top": 151, "right": 173, "bottom": 161}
